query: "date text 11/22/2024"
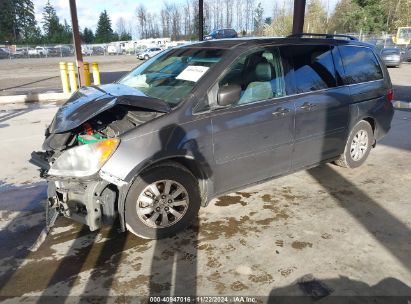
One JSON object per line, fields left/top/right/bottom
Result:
{"left": 149, "top": 296, "right": 258, "bottom": 303}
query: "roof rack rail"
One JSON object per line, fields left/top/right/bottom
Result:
{"left": 287, "top": 33, "right": 358, "bottom": 41}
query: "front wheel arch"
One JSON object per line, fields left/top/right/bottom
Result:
{"left": 123, "top": 161, "right": 201, "bottom": 239}
{"left": 118, "top": 158, "right": 210, "bottom": 232}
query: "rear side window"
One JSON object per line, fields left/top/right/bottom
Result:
{"left": 283, "top": 45, "right": 337, "bottom": 93}
{"left": 339, "top": 46, "right": 383, "bottom": 84}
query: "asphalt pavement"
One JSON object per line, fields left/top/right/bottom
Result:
{"left": 0, "top": 55, "right": 140, "bottom": 96}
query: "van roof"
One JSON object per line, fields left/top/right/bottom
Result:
{"left": 183, "top": 36, "right": 372, "bottom": 50}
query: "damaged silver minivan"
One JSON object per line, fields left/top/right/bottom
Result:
{"left": 31, "top": 36, "right": 394, "bottom": 239}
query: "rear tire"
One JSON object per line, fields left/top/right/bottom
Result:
{"left": 335, "top": 120, "right": 374, "bottom": 168}
{"left": 125, "top": 162, "right": 201, "bottom": 239}
{"left": 144, "top": 55, "right": 149, "bottom": 60}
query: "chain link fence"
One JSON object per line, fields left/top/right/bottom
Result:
{"left": 0, "top": 34, "right": 399, "bottom": 60}
{"left": 0, "top": 43, "right": 138, "bottom": 60}
{"left": 0, "top": 39, "right": 198, "bottom": 60}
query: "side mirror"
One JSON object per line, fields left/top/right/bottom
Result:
{"left": 217, "top": 84, "right": 241, "bottom": 106}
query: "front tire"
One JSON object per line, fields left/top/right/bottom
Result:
{"left": 125, "top": 163, "right": 201, "bottom": 239}
{"left": 335, "top": 120, "right": 374, "bottom": 168}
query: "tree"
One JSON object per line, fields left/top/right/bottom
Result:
{"left": 170, "top": 4, "right": 181, "bottom": 40}
{"left": 0, "top": 0, "right": 15, "bottom": 42}
{"left": 0, "top": 0, "right": 38, "bottom": 43}
{"left": 116, "top": 17, "right": 126, "bottom": 36}
{"left": 253, "top": 2, "right": 264, "bottom": 35}
{"left": 116, "top": 17, "right": 132, "bottom": 40}
{"left": 95, "top": 10, "right": 114, "bottom": 43}
{"left": 42, "top": 1, "right": 60, "bottom": 39}
{"left": 82, "top": 27, "right": 94, "bottom": 43}
{"left": 136, "top": 5, "right": 148, "bottom": 39}
{"left": 305, "top": 0, "right": 328, "bottom": 33}
{"left": 263, "top": 0, "right": 293, "bottom": 36}
{"left": 329, "top": 0, "right": 363, "bottom": 33}
{"left": 119, "top": 32, "right": 132, "bottom": 41}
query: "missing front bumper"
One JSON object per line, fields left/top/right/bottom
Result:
{"left": 47, "top": 180, "right": 118, "bottom": 231}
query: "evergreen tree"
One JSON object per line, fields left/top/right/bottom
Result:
{"left": 119, "top": 32, "right": 132, "bottom": 41}
{"left": 0, "top": 0, "right": 38, "bottom": 43}
{"left": 16, "top": 0, "right": 37, "bottom": 41}
{"left": 95, "top": 10, "right": 114, "bottom": 43}
{"left": 82, "top": 27, "right": 94, "bottom": 43}
{"left": 0, "top": 0, "right": 15, "bottom": 42}
{"left": 42, "top": 0, "right": 61, "bottom": 40}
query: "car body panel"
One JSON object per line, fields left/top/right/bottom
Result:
{"left": 48, "top": 84, "right": 171, "bottom": 134}
{"left": 292, "top": 86, "right": 351, "bottom": 168}
{"left": 210, "top": 97, "right": 295, "bottom": 193}
{"left": 35, "top": 36, "right": 395, "bottom": 232}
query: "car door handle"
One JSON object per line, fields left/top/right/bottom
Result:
{"left": 272, "top": 107, "right": 290, "bottom": 116}
{"left": 300, "top": 102, "right": 317, "bottom": 110}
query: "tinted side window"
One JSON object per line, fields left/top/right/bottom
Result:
{"left": 339, "top": 46, "right": 383, "bottom": 84}
{"left": 284, "top": 45, "right": 337, "bottom": 93}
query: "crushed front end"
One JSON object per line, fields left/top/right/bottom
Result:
{"left": 30, "top": 84, "right": 168, "bottom": 232}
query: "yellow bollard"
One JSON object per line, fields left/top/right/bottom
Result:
{"left": 83, "top": 62, "right": 91, "bottom": 86}
{"left": 59, "top": 62, "right": 70, "bottom": 93}
{"left": 92, "top": 62, "right": 101, "bottom": 85}
{"left": 67, "top": 62, "right": 77, "bottom": 93}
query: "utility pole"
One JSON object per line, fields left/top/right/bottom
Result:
{"left": 69, "top": 0, "right": 86, "bottom": 87}
{"left": 292, "top": 0, "right": 306, "bottom": 35}
{"left": 199, "top": 0, "right": 204, "bottom": 41}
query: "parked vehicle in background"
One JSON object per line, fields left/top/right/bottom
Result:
{"left": 93, "top": 46, "right": 106, "bottom": 55}
{"left": 49, "top": 45, "right": 72, "bottom": 57}
{"left": 393, "top": 27, "right": 411, "bottom": 47}
{"left": 380, "top": 47, "right": 402, "bottom": 67}
{"left": 137, "top": 47, "right": 163, "bottom": 60}
{"left": 32, "top": 34, "right": 394, "bottom": 239}
{"left": 403, "top": 46, "right": 411, "bottom": 62}
{"left": 81, "top": 45, "right": 93, "bottom": 56}
{"left": 28, "top": 46, "right": 48, "bottom": 57}
{"left": 107, "top": 43, "right": 122, "bottom": 55}
{"left": 0, "top": 48, "right": 10, "bottom": 59}
{"left": 204, "top": 28, "right": 238, "bottom": 40}
{"left": 12, "top": 48, "right": 27, "bottom": 58}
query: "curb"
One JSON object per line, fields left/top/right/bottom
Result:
{"left": 0, "top": 92, "right": 71, "bottom": 104}
{"left": 393, "top": 100, "right": 411, "bottom": 109}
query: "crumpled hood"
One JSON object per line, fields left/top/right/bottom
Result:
{"left": 49, "top": 83, "right": 171, "bottom": 133}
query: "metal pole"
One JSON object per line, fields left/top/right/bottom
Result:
{"left": 292, "top": 0, "right": 306, "bottom": 35}
{"left": 69, "top": 0, "right": 86, "bottom": 87}
{"left": 199, "top": 0, "right": 204, "bottom": 41}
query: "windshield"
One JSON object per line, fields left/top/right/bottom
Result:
{"left": 120, "top": 47, "right": 225, "bottom": 107}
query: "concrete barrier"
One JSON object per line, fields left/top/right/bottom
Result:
{"left": 393, "top": 100, "right": 411, "bottom": 109}
{"left": 0, "top": 92, "right": 71, "bottom": 104}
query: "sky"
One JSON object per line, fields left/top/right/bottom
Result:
{"left": 33, "top": 0, "right": 338, "bottom": 37}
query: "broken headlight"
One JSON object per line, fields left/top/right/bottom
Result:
{"left": 48, "top": 138, "right": 120, "bottom": 177}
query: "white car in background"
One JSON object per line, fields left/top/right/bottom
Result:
{"left": 81, "top": 45, "right": 93, "bottom": 56}
{"left": 28, "top": 46, "right": 48, "bottom": 57}
{"left": 137, "top": 47, "right": 163, "bottom": 60}
{"left": 107, "top": 44, "right": 122, "bottom": 55}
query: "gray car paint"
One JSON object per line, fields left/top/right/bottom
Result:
{"left": 100, "top": 39, "right": 394, "bottom": 200}
{"left": 49, "top": 83, "right": 170, "bottom": 134}
{"left": 43, "top": 38, "right": 394, "bottom": 232}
